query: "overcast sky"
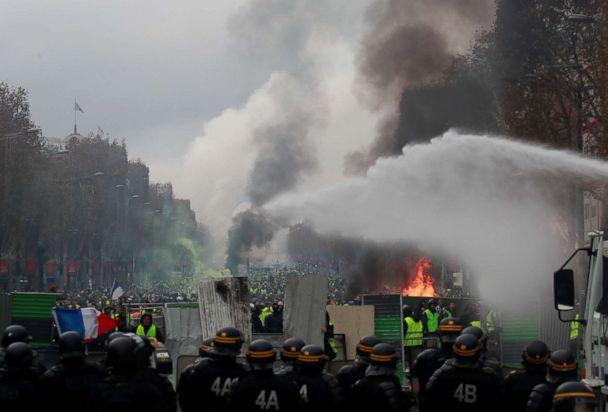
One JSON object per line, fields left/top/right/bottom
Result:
{"left": 0, "top": 0, "right": 273, "bottom": 168}
{"left": 1, "top": 0, "right": 495, "bottom": 261}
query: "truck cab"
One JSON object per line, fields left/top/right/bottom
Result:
{"left": 555, "top": 231, "right": 608, "bottom": 398}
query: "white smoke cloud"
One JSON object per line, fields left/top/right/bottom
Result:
{"left": 267, "top": 131, "right": 608, "bottom": 304}
{"left": 173, "top": 1, "right": 374, "bottom": 261}
{"left": 171, "top": 0, "right": 496, "bottom": 264}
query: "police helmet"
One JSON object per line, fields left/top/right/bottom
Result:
{"left": 247, "top": 339, "right": 276, "bottom": 370}
{"left": 356, "top": 336, "right": 382, "bottom": 360}
{"left": 106, "top": 336, "right": 137, "bottom": 369}
{"left": 199, "top": 337, "right": 214, "bottom": 358}
{"left": 438, "top": 317, "right": 463, "bottom": 344}
{"left": 211, "top": 327, "right": 244, "bottom": 357}
{"left": 402, "top": 305, "right": 412, "bottom": 317}
{"left": 461, "top": 325, "right": 486, "bottom": 344}
{"left": 522, "top": 340, "right": 550, "bottom": 369}
{"left": 5, "top": 342, "right": 34, "bottom": 370}
{"left": 105, "top": 331, "right": 126, "bottom": 349}
{"left": 2, "top": 325, "right": 32, "bottom": 348}
{"left": 547, "top": 350, "right": 578, "bottom": 382}
{"left": 281, "top": 337, "right": 306, "bottom": 363}
{"left": 369, "top": 343, "right": 398, "bottom": 367}
{"left": 553, "top": 381, "right": 597, "bottom": 412}
{"left": 453, "top": 333, "right": 481, "bottom": 361}
{"left": 428, "top": 299, "right": 437, "bottom": 307}
{"left": 298, "top": 345, "right": 326, "bottom": 369}
{"left": 125, "top": 333, "right": 154, "bottom": 367}
{"left": 58, "top": 331, "right": 85, "bottom": 360}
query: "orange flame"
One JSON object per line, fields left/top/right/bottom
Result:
{"left": 402, "top": 257, "right": 437, "bottom": 297}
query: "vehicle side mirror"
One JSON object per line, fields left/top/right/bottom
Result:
{"left": 554, "top": 269, "right": 575, "bottom": 311}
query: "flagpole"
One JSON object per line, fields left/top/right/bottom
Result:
{"left": 73, "top": 98, "right": 77, "bottom": 134}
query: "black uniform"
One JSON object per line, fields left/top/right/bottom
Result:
{"left": 336, "top": 362, "right": 367, "bottom": 397}
{"left": 525, "top": 382, "right": 560, "bottom": 412}
{"left": 411, "top": 347, "right": 452, "bottom": 411}
{"left": 426, "top": 359, "right": 503, "bottom": 411}
{"left": 504, "top": 369, "right": 546, "bottom": 412}
{"left": 526, "top": 349, "right": 577, "bottom": 412}
{"left": 0, "top": 367, "right": 40, "bottom": 412}
{"left": 178, "top": 356, "right": 247, "bottom": 412}
{"left": 265, "top": 309, "right": 283, "bottom": 333}
{"left": 349, "top": 373, "right": 407, "bottom": 412}
{"left": 228, "top": 369, "right": 304, "bottom": 412}
{"left": 134, "top": 367, "right": 177, "bottom": 412}
{"left": 92, "top": 369, "right": 171, "bottom": 412}
{"left": 41, "top": 358, "right": 106, "bottom": 412}
{"left": 481, "top": 353, "right": 504, "bottom": 383}
{"left": 283, "top": 368, "right": 343, "bottom": 412}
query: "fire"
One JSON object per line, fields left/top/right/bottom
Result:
{"left": 402, "top": 257, "right": 437, "bottom": 297}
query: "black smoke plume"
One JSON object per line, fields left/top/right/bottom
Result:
{"left": 287, "top": 222, "right": 432, "bottom": 298}
{"left": 248, "top": 114, "right": 316, "bottom": 207}
{"left": 226, "top": 210, "right": 278, "bottom": 274}
{"left": 347, "top": 0, "right": 497, "bottom": 173}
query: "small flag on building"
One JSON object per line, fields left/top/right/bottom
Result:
{"left": 111, "top": 279, "right": 125, "bottom": 301}
{"left": 75, "top": 101, "right": 84, "bottom": 113}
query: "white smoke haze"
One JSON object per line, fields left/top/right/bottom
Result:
{"left": 173, "top": 0, "right": 374, "bottom": 262}
{"left": 267, "top": 131, "right": 608, "bottom": 305}
{"left": 172, "top": 0, "right": 497, "bottom": 265}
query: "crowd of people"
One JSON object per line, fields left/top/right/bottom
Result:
{"left": 248, "top": 267, "right": 348, "bottom": 305}
{"left": 54, "top": 279, "right": 198, "bottom": 310}
{"left": 0, "top": 315, "right": 596, "bottom": 412}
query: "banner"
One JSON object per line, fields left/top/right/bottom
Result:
{"left": 25, "top": 258, "right": 37, "bottom": 277}
{"left": 0, "top": 258, "right": 9, "bottom": 275}
{"left": 46, "top": 261, "right": 57, "bottom": 275}
{"left": 67, "top": 261, "right": 81, "bottom": 277}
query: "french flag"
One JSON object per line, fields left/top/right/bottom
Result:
{"left": 52, "top": 308, "right": 118, "bottom": 340}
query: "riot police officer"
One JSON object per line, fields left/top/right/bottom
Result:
{"left": 276, "top": 337, "right": 305, "bottom": 375}
{"left": 285, "top": 344, "right": 343, "bottom": 411}
{"left": 411, "top": 317, "right": 463, "bottom": 411}
{"left": 199, "top": 337, "right": 215, "bottom": 359}
{"left": 552, "top": 381, "right": 597, "bottom": 412}
{"left": 504, "top": 340, "right": 549, "bottom": 412}
{"left": 228, "top": 339, "right": 304, "bottom": 412}
{"left": 336, "top": 335, "right": 381, "bottom": 397}
{"left": 178, "top": 327, "right": 247, "bottom": 412}
{"left": 526, "top": 350, "right": 578, "bottom": 412}
{"left": 92, "top": 336, "right": 171, "bottom": 412}
{"left": 41, "top": 331, "right": 106, "bottom": 412}
{"left": 461, "top": 325, "right": 502, "bottom": 380}
{"left": 0, "top": 325, "right": 32, "bottom": 369}
{"left": 0, "top": 342, "right": 40, "bottom": 412}
{"left": 426, "top": 333, "right": 503, "bottom": 411}
{"left": 126, "top": 333, "right": 176, "bottom": 411}
{"left": 349, "top": 343, "right": 409, "bottom": 412}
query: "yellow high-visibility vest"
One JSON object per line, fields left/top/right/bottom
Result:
{"left": 136, "top": 324, "right": 157, "bottom": 338}
{"left": 259, "top": 307, "right": 272, "bottom": 323}
{"left": 570, "top": 313, "right": 580, "bottom": 340}
{"left": 424, "top": 309, "right": 440, "bottom": 333}
{"left": 404, "top": 317, "right": 423, "bottom": 347}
